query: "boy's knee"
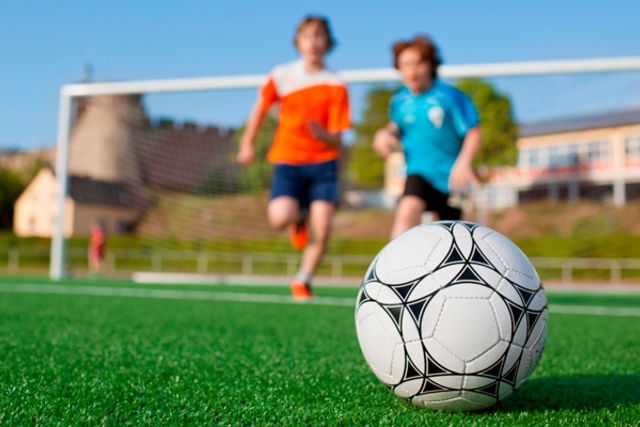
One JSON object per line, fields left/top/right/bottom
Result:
{"left": 268, "top": 214, "right": 289, "bottom": 230}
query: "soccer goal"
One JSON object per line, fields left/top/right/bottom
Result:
{"left": 48, "top": 56, "right": 640, "bottom": 281}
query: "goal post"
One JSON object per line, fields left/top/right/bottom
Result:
{"left": 50, "top": 56, "right": 640, "bottom": 280}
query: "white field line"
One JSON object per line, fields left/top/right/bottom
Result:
{"left": 0, "top": 284, "right": 354, "bottom": 307}
{"left": 1, "top": 283, "right": 640, "bottom": 317}
{"left": 548, "top": 304, "right": 640, "bottom": 317}
{"left": 132, "top": 273, "right": 640, "bottom": 294}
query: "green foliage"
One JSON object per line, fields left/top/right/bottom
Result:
{"left": 348, "top": 86, "right": 397, "bottom": 189}
{"left": 234, "top": 115, "right": 277, "bottom": 192}
{"left": 0, "top": 168, "right": 26, "bottom": 229}
{"left": 456, "top": 78, "right": 518, "bottom": 166}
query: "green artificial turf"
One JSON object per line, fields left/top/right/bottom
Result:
{"left": 0, "top": 278, "right": 638, "bottom": 425}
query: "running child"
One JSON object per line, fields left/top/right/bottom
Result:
{"left": 373, "top": 35, "right": 482, "bottom": 238}
{"left": 237, "top": 16, "right": 350, "bottom": 300}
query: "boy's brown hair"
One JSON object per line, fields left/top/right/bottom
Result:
{"left": 392, "top": 35, "right": 442, "bottom": 77}
{"left": 294, "top": 15, "right": 337, "bottom": 52}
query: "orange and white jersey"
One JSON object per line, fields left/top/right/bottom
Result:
{"left": 257, "top": 60, "right": 351, "bottom": 165}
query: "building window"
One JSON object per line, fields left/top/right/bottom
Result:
{"left": 549, "top": 144, "right": 580, "bottom": 169}
{"left": 548, "top": 146, "right": 562, "bottom": 168}
{"left": 520, "top": 140, "right": 611, "bottom": 171}
{"left": 563, "top": 144, "right": 580, "bottom": 167}
{"left": 626, "top": 136, "right": 640, "bottom": 158}
{"left": 519, "top": 148, "right": 540, "bottom": 169}
{"left": 586, "top": 140, "right": 609, "bottom": 164}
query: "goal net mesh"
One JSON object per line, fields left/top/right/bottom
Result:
{"left": 57, "top": 65, "right": 640, "bottom": 279}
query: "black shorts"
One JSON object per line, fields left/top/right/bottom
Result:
{"left": 402, "top": 174, "right": 462, "bottom": 220}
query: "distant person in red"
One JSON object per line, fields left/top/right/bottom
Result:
{"left": 88, "top": 221, "right": 106, "bottom": 274}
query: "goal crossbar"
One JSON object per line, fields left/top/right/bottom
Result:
{"left": 61, "top": 56, "right": 640, "bottom": 97}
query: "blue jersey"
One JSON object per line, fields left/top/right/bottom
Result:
{"left": 390, "top": 79, "right": 479, "bottom": 194}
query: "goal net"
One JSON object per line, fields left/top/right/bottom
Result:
{"left": 49, "top": 57, "right": 640, "bottom": 282}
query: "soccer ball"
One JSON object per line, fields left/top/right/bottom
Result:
{"left": 355, "top": 221, "right": 548, "bottom": 411}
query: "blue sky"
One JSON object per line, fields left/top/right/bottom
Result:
{"left": 1, "top": 0, "right": 639, "bottom": 150}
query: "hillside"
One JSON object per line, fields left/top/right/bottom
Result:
{"left": 136, "top": 191, "right": 640, "bottom": 245}
{"left": 485, "top": 200, "right": 640, "bottom": 239}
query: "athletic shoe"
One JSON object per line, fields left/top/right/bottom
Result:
{"left": 288, "top": 219, "right": 308, "bottom": 251}
{"left": 291, "top": 281, "right": 314, "bottom": 301}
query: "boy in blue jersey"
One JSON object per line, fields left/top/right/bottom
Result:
{"left": 373, "top": 35, "right": 482, "bottom": 238}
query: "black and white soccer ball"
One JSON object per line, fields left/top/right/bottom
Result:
{"left": 355, "top": 221, "right": 548, "bottom": 411}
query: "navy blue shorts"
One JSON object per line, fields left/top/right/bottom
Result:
{"left": 271, "top": 160, "right": 339, "bottom": 207}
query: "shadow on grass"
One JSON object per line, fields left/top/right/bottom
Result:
{"left": 494, "top": 374, "right": 640, "bottom": 412}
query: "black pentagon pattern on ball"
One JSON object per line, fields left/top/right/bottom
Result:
{"left": 505, "top": 300, "right": 525, "bottom": 326}
{"left": 404, "top": 360, "right": 422, "bottom": 380}
{"left": 470, "top": 246, "right": 493, "bottom": 268}
{"left": 357, "top": 221, "right": 548, "bottom": 404}
{"left": 383, "top": 305, "right": 404, "bottom": 325}
{"left": 480, "top": 358, "right": 504, "bottom": 378}
{"left": 364, "top": 258, "right": 379, "bottom": 284}
{"left": 421, "top": 380, "right": 447, "bottom": 393}
{"left": 357, "top": 258, "right": 380, "bottom": 306}
{"left": 356, "top": 288, "right": 370, "bottom": 306}
{"left": 441, "top": 244, "right": 465, "bottom": 266}
{"left": 393, "top": 282, "right": 418, "bottom": 299}
{"left": 425, "top": 356, "right": 449, "bottom": 375}
{"left": 407, "top": 298, "right": 429, "bottom": 323}
{"left": 501, "top": 360, "right": 520, "bottom": 385}
{"left": 514, "top": 286, "right": 536, "bottom": 306}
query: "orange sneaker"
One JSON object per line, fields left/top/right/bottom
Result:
{"left": 291, "top": 281, "right": 314, "bottom": 301}
{"left": 288, "top": 220, "right": 308, "bottom": 251}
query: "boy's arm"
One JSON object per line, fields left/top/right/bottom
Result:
{"left": 307, "top": 120, "right": 343, "bottom": 147}
{"left": 449, "top": 127, "right": 482, "bottom": 192}
{"left": 237, "top": 103, "right": 268, "bottom": 166}
{"left": 373, "top": 122, "right": 401, "bottom": 159}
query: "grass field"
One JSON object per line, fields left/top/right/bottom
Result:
{"left": 0, "top": 276, "right": 639, "bottom": 425}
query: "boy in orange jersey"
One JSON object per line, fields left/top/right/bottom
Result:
{"left": 237, "top": 16, "right": 350, "bottom": 300}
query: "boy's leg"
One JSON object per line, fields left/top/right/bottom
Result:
{"left": 291, "top": 200, "right": 335, "bottom": 300}
{"left": 267, "top": 196, "right": 301, "bottom": 230}
{"left": 391, "top": 195, "right": 426, "bottom": 239}
{"left": 269, "top": 164, "right": 309, "bottom": 249}
{"left": 290, "top": 161, "right": 338, "bottom": 299}
{"left": 300, "top": 200, "right": 335, "bottom": 276}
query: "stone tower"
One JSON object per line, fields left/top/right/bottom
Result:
{"left": 68, "top": 95, "right": 148, "bottom": 183}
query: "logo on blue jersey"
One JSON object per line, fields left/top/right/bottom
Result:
{"left": 428, "top": 106, "right": 444, "bottom": 129}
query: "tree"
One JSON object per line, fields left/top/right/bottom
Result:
{"left": 348, "top": 86, "right": 397, "bottom": 189}
{"left": 233, "top": 114, "right": 278, "bottom": 192}
{"left": 0, "top": 167, "right": 26, "bottom": 229}
{"left": 456, "top": 78, "right": 518, "bottom": 167}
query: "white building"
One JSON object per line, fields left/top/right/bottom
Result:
{"left": 513, "top": 108, "right": 640, "bottom": 206}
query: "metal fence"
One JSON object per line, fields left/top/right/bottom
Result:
{"left": 2, "top": 246, "right": 640, "bottom": 283}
